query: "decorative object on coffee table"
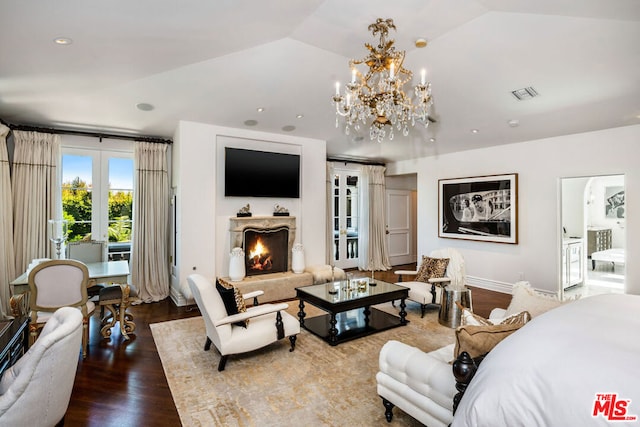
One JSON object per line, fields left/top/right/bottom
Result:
{"left": 291, "top": 243, "right": 305, "bottom": 273}
{"left": 237, "top": 204, "right": 252, "bottom": 217}
{"left": 273, "top": 204, "right": 290, "bottom": 216}
{"left": 228, "top": 247, "right": 246, "bottom": 281}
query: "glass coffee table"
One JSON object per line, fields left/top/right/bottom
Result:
{"left": 296, "top": 278, "right": 409, "bottom": 346}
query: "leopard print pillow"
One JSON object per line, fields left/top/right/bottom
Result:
{"left": 415, "top": 256, "right": 450, "bottom": 283}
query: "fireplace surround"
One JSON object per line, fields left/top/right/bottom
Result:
{"left": 228, "top": 216, "right": 317, "bottom": 302}
{"left": 229, "top": 216, "right": 297, "bottom": 272}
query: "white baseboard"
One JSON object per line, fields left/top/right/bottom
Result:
{"left": 466, "top": 276, "right": 513, "bottom": 294}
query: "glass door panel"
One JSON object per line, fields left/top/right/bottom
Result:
{"left": 107, "top": 157, "right": 133, "bottom": 246}
{"left": 62, "top": 154, "right": 94, "bottom": 242}
{"left": 333, "top": 171, "right": 359, "bottom": 268}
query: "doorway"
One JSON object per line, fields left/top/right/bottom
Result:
{"left": 332, "top": 168, "right": 360, "bottom": 269}
{"left": 560, "top": 174, "right": 626, "bottom": 299}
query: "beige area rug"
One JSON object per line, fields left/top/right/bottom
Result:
{"left": 150, "top": 301, "right": 455, "bottom": 427}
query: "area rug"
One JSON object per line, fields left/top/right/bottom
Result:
{"left": 150, "top": 302, "right": 455, "bottom": 426}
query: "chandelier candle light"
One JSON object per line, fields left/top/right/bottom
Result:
{"left": 333, "top": 18, "right": 433, "bottom": 142}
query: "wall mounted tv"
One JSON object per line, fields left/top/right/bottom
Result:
{"left": 224, "top": 147, "right": 300, "bottom": 198}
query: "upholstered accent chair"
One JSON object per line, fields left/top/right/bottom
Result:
{"left": 66, "top": 240, "right": 108, "bottom": 299}
{"left": 0, "top": 307, "right": 83, "bottom": 425}
{"left": 377, "top": 287, "right": 541, "bottom": 427}
{"left": 377, "top": 307, "right": 509, "bottom": 427}
{"left": 395, "top": 248, "right": 467, "bottom": 317}
{"left": 28, "top": 259, "right": 96, "bottom": 359}
{"left": 187, "top": 274, "right": 300, "bottom": 371}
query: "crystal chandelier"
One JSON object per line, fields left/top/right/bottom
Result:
{"left": 332, "top": 18, "right": 433, "bottom": 143}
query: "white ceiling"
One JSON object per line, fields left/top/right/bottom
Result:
{"left": 1, "top": 0, "right": 639, "bottom": 163}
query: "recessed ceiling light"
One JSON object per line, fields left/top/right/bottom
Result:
{"left": 244, "top": 120, "right": 258, "bottom": 126}
{"left": 282, "top": 125, "right": 296, "bottom": 132}
{"left": 256, "top": 107, "right": 265, "bottom": 113}
{"left": 508, "top": 119, "right": 520, "bottom": 127}
{"left": 296, "top": 114, "right": 304, "bottom": 119}
{"left": 54, "top": 37, "right": 73, "bottom": 45}
{"left": 471, "top": 129, "right": 479, "bottom": 134}
{"left": 136, "top": 103, "right": 154, "bottom": 111}
{"left": 415, "top": 38, "right": 428, "bottom": 48}
{"left": 429, "top": 137, "right": 436, "bottom": 142}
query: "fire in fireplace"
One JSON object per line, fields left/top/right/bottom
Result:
{"left": 243, "top": 227, "right": 289, "bottom": 276}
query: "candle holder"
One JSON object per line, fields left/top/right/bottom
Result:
{"left": 48, "top": 219, "right": 68, "bottom": 259}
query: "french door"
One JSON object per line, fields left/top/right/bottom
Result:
{"left": 332, "top": 169, "right": 360, "bottom": 269}
{"left": 61, "top": 147, "right": 134, "bottom": 257}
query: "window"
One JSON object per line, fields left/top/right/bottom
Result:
{"left": 61, "top": 147, "right": 134, "bottom": 259}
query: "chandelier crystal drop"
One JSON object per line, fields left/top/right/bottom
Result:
{"left": 332, "top": 18, "right": 433, "bottom": 143}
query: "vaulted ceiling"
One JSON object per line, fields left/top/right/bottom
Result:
{"left": 1, "top": 0, "right": 639, "bottom": 162}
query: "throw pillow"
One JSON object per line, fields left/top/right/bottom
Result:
{"left": 216, "top": 278, "right": 248, "bottom": 327}
{"left": 461, "top": 308, "right": 532, "bottom": 326}
{"left": 415, "top": 256, "right": 449, "bottom": 283}
{"left": 504, "top": 281, "right": 577, "bottom": 318}
{"left": 454, "top": 322, "right": 525, "bottom": 359}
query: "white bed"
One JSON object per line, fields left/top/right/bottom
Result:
{"left": 452, "top": 293, "right": 640, "bottom": 427}
{"left": 591, "top": 248, "right": 625, "bottom": 270}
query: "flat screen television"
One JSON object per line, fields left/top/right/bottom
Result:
{"left": 224, "top": 147, "right": 300, "bottom": 198}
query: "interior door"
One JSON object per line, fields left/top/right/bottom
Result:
{"left": 560, "top": 174, "right": 626, "bottom": 298}
{"left": 332, "top": 170, "right": 360, "bottom": 269}
{"left": 385, "top": 189, "right": 415, "bottom": 266}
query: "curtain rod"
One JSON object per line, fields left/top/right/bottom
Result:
{"left": 1, "top": 120, "right": 172, "bottom": 145}
{"left": 327, "top": 156, "right": 386, "bottom": 166}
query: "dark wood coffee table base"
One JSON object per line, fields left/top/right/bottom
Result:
{"left": 299, "top": 304, "right": 406, "bottom": 345}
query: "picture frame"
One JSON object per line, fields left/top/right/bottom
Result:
{"left": 438, "top": 173, "right": 518, "bottom": 244}
{"left": 604, "top": 186, "right": 625, "bottom": 219}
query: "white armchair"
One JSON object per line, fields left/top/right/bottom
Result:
{"left": 395, "top": 248, "right": 467, "bottom": 317}
{"left": 187, "top": 274, "right": 300, "bottom": 371}
{"left": 0, "top": 307, "right": 83, "bottom": 425}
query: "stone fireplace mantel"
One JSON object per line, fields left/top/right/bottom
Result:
{"left": 229, "top": 216, "right": 297, "bottom": 269}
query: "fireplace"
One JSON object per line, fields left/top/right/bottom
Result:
{"left": 229, "top": 216, "right": 297, "bottom": 276}
{"left": 243, "top": 227, "right": 289, "bottom": 276}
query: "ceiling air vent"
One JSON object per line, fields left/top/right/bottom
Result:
{"left": 511, "top": 86, "right": 539, "bottom": 100}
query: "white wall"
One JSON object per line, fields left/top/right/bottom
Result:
{"left": 561, "top": 177, "right": 589, "bottom": 239}
{"left": 171, "top": 121, "right": 326, "bottom": 303}
{"left": 387, "top": 124, "right": 640, "bottom": 295}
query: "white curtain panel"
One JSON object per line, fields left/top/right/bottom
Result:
{"left": 325, "top": 162, "right": 334, "bottom": 265}
{"left": 365, "top": 165, "right": 391, "bottom": 271}
{"left": 132, "top": 142, "right": 170, "bottom": 303}
{"left": 0, "top": 125, "right": 15, "bottom": 317}
{"left": 11, "top": 131, "right": 60, "bottom": 274}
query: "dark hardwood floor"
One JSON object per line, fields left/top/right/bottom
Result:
{"left": 64, "top": 264, "right": 511, "bottom": 426}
